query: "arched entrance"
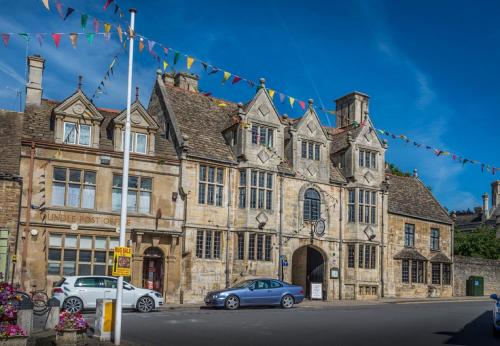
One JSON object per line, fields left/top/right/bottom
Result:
{"left": 142, "top": 247, "right": 164, "bottom": 293}
{"left": 292, "top": 246, "right": 326, "bottom": 299}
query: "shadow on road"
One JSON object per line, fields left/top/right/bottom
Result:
{"left": 435, "top": 311, "right": 497, "bottom": 345}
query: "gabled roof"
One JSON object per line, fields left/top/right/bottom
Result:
{"left": 53, "top": 89, "right": 104, "bottom": 121}
{"left": 156, "top": 78, "right": 239, "bottom": 163}
{"left": 430, "top": 252, "right": 452, "bottom": 263}
{"left": 113, "top": 101, "right": 159, "bottom": 130}
{"left": 386, "top": 174, "right": 452, "bottom": 225}
{"left": 393, "top": 248, "right": 427, "bottom": 261}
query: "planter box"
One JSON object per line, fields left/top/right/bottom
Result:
{"left": 55, "top": 329, "right": 87, "bottom": 346}
{"left": 0, "top": 336, "right": 28, "bottom": 346}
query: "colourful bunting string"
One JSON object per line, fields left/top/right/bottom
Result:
{"left": 2, "top": 34, "right": 9, "bottom": 47}
{"left": 163, "top": 47, "right": 169, "bottom": 55}
{"left": 69, "top": 33, "right": 77, "bottom": 48}
{"left": 103, "top": 0, "right": 113, "bottom": 10}
{"left": 93, "top": 18, "right": 99, "bottom": 34}
{"left": 232, "top": 76, "right": 242, "bottom": 84}
{"left": 81, "top": 14, "right": 88, "bottom": 31}
{"left": 64, "top": 7, "right": 74, "bottom": 20}
{"left": 187, "top": 56, "right": 195, "bottom": 70}
{"left": 36, "top": 33, "right": 44, "bottom": 46}
{"left": 138, "top": 38, "right": 144, "bottom": 53}
{"left": 52, "top": 33, "right": 61, "bottom": 48}
{"left": 298, "top": 100, "right": 306, "bottom": 110}
{"left": 42, "top": 0, "right": 50, "bottom": 10}
{"left": 116, "top": 25, "right": 123, "bottom": 43}
{"left": 163, "top": 60, "right": 168, "bottom": 71}
{"left": 222, "top": 71, "right": 231, "bottom": 83}
{"left": 86, "top": 33, "right": 94, "bottom": 44}
{"left": 209, "top": 67, "right": 220, "bottom": 75}
{"left": 268, "top": 89, "right": 275, "bottom": 99}
{"left": 289, "top": 97, "right": 295, "bottom": 108}
{"left": 279, "top": 93, "right": 286, "bottom": 103}
{"left": 18, "top": 33, "right": 29, "bottom": 41}
{"left": 173, "top": 52, "right": 180, "bottom": 65}
{"left": 55, "top": 1, "right": 64, "bottom": 18}
{"left": 104, "top": 23, "right": 111, "bottom": 40}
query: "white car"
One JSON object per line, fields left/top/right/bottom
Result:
{"left": 52, "top": 276, "right": 164, "bottom": 313}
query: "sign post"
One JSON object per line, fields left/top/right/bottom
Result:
{"left": 114, "top": 8, "right": 136, "bottom": 346}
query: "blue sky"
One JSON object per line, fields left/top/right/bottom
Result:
{"left": 0, "top": 0, "right": 499, "bottom": 211}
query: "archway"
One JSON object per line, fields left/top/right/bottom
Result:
{"left": 142, "top": 247, "right": 164, "bottom": 293}
{"left": 292, "top": 246, "right": 326, "bottom": 299}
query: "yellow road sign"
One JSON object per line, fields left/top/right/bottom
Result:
{"left": 112, "top": 246, "right": 132, "bottom": 276}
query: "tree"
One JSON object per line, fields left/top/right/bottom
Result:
{"left": 454, "top": 225, "right": 500, "bottom": 260}
{"left": 387, "top": 162, "right": 410, "bottom": 177}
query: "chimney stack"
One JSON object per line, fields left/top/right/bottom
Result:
{"left": 174, "top": 72, "right": 199, "bottom": 92}
{"left": 334, "top": 91, "right": 370, "bottom": 128}
{"left": 482, "top": 193, "right": 489, "bottom": 221}
{"left": 25, "top": 55, "right": 45, "bottom": 107}
{"left": 492, "top": 181, "right": 500, "bottom": 208}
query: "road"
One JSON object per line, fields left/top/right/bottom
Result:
{"left": 119, "top": 300, "right": 496, "bottom": 346}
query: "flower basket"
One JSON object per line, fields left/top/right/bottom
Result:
{"left": 55, "top": 311, "right": 88, "bottom": 346}
{"left": 0, "top": 324, "right": 28, "bottom": 346}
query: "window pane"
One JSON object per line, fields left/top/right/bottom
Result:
{"left": 112, "top": 188, "right": 122, "bottom": 211}
{"left": 258, "top": 189, "right": 264, "bottom": 209}
{"left": 93, "top": 265, "right": 106, "bottom": 275}
{"left": 113, "top": 175, "right": 122, "bottom": 187}
{"left": 64, "top": 249, "right": 77, "bottom": 262}
{"left": 139, "top": 191, "right": 151, "bottom": 213}
{"left": 267, "top": 174, "right": 273, "bottom": 189}
{"left": 69, "top": 169, "right": 81, "bottom": 182}
{"left": 199, "top": 166, "right": 207, "bottom": 182}
{"left": 208, "top": 167, "right": 215, "bottom": 183}
{"left": 78, "top": 264, "right": 91, "bottom": 276}
{"left": 48, "top": 249, "right": 61, "bottom": 261}
{"left": 259, "top": 127, "right": 267, "bottom": 145}
{"left": 250, "top": 188, "right": 257, "bottom": 208}
{"left": 84, "top": 171, "right": 96, "bottom": 185}
{"left": 267, "top": 128, "right": 273, "bottom": 147}
{"left": 258, "top": 172, "right": 265, "bottom": 187}
{"left": 65, "top": 235, "right": 77, "bottom": 248}
{"left": 196, "top": 231, "right": 203, "bottom": 258}
{"left": 302, "top": 142, "right": 307, "bottom": 158}
{"left": 359, "top": 150, "right": 364, "bottom": 167}
{"left": 109, "top": 238, "right": 119, "bottom": 250}
{"left": 79, "top": 250, "right": 92, "bottom": 262}
{"left": 128, "top": 176, "right": 139, "bottom": 189}
{"left": 308, "top": 143, "right": 313, "bottom": 159}
{"left": 248, "top": 234, "right": 255, "bottom": 260}
{"left": 239, "top": 170, "right": 246, "bottom": 186}
{"left": 214, "top": 232, "right": 221, "bottom": 259}
{"left": 49, "top": 234, "right": 62, "bottom": 247}
{"left": 95, "top": 237, "right": 106, "bottom": 249}
{"left": 127, "top": 190, "right": 137, "bottom": 212}
{"left": 94, "top": 251, "right": 106, "bottom": 263}
{"left": 79, "top": 237, "right": 92, "bottom": 249}
{"left": 205, "top": 232, "right": 212, "bottom": 259}
{"left": 198, "top": 183, "right": 206, "bottom": 204}
{"left": 251, "top": 125, "right": 258, "bottom": 144}
{"left": 79, "top": 125, "right": 91, "bottom": 146}
{"left": 63, "top": 262, "right": 76, "bottom": 276}
{"left": 217, "top": 168, "right": 224, "bottom": 184}
{"left": 54, "top": 168, "right": 66, "bottom": 181}
{"left": 207, "top": 184, "right": 215, "bottom": 205}
{"left": 135, "top": 133, "right": 147, "bottom": 154}
{"left": 141, "top": 177, "right": 152, "bottom": 191}
{"left": 48, "top": 263, "right": 60, "bottom": 275}
{"left": 314, "top": 144, "right": 320, "bottom": 160}
{"left": 216, "top": 186, "right": 223, "bottom": 207}
{"left": 52, "top": 182, "right": 65, "bottom": 206}
{"left": 64, "top": 123, "right": 76, "bottom": 144}
{"left": 251, "top": 171, "right": 257, "bottom": 186}
{"left": 67, "top": 183, "right": 81, "bottom": 207}
{"left": 265, "top": 236, "right": 271, "bottom": 261}
{"left": 257, "top": 234, "right": 263, "bottom": 260}
{"left": 82, "top": 185, "right": 95, "bottom": 209}
{"left": 266, "top": 190, "right": 272, "bottom": 210}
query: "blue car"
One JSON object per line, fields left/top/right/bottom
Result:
{"left": 204, "top": 278, "right": 305, "bottom": 310}
{"left": 491, "top": 294, "right": 500, "bottom": 337}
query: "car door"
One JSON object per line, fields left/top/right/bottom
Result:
{"left": 248, "top": 280, "right": 272, "bottom": 305}
{"left": 270, "top": 280, "right": 284, "bottom": 304}
{"left": 102, "top": 277, "right": 117, "bottom": 302}
{"left": 102, "top": 278, "right": 135, "bottom": 308}
{"left": 122, "top": 282, "right": 137, "bottom": 308}
{"left": 73, "top": 277, "right": 103, "bottom": 308}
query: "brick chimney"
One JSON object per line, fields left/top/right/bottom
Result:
{"left": 174, "top": 72, "right": 199, "bottom": 92}
{"left": 25, "top": 55, "right": 45, "bottom": 107}
{"left": 335, "top": 91, "right": 369, "bottom": 128}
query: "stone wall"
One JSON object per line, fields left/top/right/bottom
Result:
{"left": 454, "top": 256, "right": 500, "bottom": 296}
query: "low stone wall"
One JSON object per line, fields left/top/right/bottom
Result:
{"left": 454, "top": 256, "right": 500, "bottom": 296}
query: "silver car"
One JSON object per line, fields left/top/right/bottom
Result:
{"left": 52, "top": 276, "right": 164, "bottom": 313}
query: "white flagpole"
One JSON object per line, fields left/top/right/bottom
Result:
{"left": 114, "top": 8, "right": 136, "bottom": 346}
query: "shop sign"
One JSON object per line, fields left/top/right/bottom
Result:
{"left": 310, "top": 282, "right": 323, "bottom": 300}
{"left": 112, "top": 246, "right": 132, "bottom": 276}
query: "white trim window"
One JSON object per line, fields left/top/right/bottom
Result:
{"left": 121, "top": 131, "right": 148, "bottom": 154}
{"left": 52, "top": 167, "right": 96, "bottom": 208}
{"left": 63, "top": 122, "right": 91, "bottom": 146}
{"left": 112, "top": 174, "right": 152, "bottom": 214}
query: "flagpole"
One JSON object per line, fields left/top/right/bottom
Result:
{"left": 114, "top": 8, "right": 136, "bottom": 346}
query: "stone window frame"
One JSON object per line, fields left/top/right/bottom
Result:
{"left": 347, "top": 190, "right": 355, "bottom": 223}
{"left": 358, "top": 244, "right": 377, "bottom": 270}
{"left": 238, "top": 170, "right": 247, "bottom": 209}
{"left": 297, "top": 183, "right": 330, "bottom": 230}
{"left": 235, "top": 232, "right": 245, "bottom": 260}
{"left": 431, "top": 262, "right": 451, "bottom": 285}
{"left": 401, "top": 259, "right": 426, "bottom": 284}
{"left": 249, "top": 170, "right": 273, "bottom": 211}
{"left": 51, "top": 167, "right": 97, "bottom": 209}
{"left": 47, "top": 233, "right": 118, "bottom": 277}
{"left": 347, "top": 244, "right": 355, "bottom": 268}
{"left": 198, "top": 165, "right": 224, "bottom": 207}
{"left": 63, "top": 121, "right": 92, "bottom": 147}
{"left": 120, "top": 130, "right": 149, "bottom": 155}
{"left": 251, "top": 123, "right": 274, "bottom": 148}
{"left": 358, "top": 149, "right": 377, "bottom": 169}
{"left": 195, "top": 229, "right": 222, "bottom": 260}
{"left": 247, "top": 233, "right": 272, "bottom": 262}
{"left": 112, "top": 174, "right": 153, "bottom": 214}
{"left": 358, "top": 189, "right": 377, "bottom": 225}
{"left": 301, "top": 140, "right": 321, "bottom": 161}
{"left": 359, "top": 285, "right": 378, "bottom": 296}
{"left": 430, "top": 228, "right": 440, "bottom": 251}
{"left": 404, "top": 223, "right": 415, "bottom": 248}
{"left": 303, "top": 188, "right": 321, "bottom": 221}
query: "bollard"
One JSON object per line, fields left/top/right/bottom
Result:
{"left": 44, "top": 297, "right": 61, "bottom": 330}
{"left": 94, "top": 299, "right": 116, "bottom": 342}
{"left": 16, "top": 295, "right": 34, "bottom": 336}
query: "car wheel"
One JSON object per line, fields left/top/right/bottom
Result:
{"left": 63, "top": 297, "right": 83, "bottom": 313}
{"left": 281, "top": 295, "right": 294, "bottom": 309}
{"left": 225, "top": 295, "right": 239, "bottom": 310}
{"left": 136, "top": 296, "right": 155, "bottom": 313}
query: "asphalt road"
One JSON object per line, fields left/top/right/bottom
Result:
{"left": 119, "top": 301, "right": 497, "bottom": 346}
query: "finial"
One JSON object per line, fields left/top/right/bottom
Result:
{"left": 135, "top": 86, "right": 139, "bottom": 101}
{"left": 156, "top": 68, "right": 162, "bottom": 76}
{"left": 308, "top": 99, "right": 314, "bottom": 108}
{"left": 78, "top": 75, "right": 83, "bottom": 90}
{"left": 259, "top": 78, "right": 266, "bottom": 88}
{"left": 413, "top": 169, "right": 418, "bottom": 178}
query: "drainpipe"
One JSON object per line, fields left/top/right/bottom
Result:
{"left": 278, "top": 174, "right": 284, "bottom": 280}
{"left": 11, "top": 177, "right": 24, "bottom": 286}
{"left": 21, "top": 142, "right": 35, "bottom": 290}
{"left": 225, "top": 169, "right": 232, "bottom": 288}
{"left": 178, "top": 158, "right": 188, "bottom": 304}
{"left": 380, "top": 190, "right": 385, "bottom": 298}
{"left": 338, "top": 184, "right": 344, "bottom": 300}
{"left": 450, "top": 212, "right": 456, "bottom": 297}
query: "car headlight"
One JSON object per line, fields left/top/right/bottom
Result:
{"left": 154, "top": 292, "right": 162, "bottom": 298}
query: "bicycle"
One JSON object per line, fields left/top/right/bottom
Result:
{"left": 14, "top": 286, "right": 50, "bottom": 316}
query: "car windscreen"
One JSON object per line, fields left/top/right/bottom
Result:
{"left": 231, "top": 280, "right": 254, "bottom": 289}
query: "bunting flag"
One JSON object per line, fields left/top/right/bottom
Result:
{"left": 163, "top": 47, "right": 169, "bottom": 55}
{"left": 222, "top": 71, "right": 231, "bottom": 83}
{"left": 138, "top": 38, "right": 145, "bottom": 53}
{"left": 289, "top": 96, "right": 295, "bottom": 108}
{"left": 41, "top": 0, "right": 50, "bottom": 10}
{"left": 18, "top": 33, "right": 29, "bottom": 41}
{"left": 163, "top": 60, "right": 168, "bottom": 71}
{"left": 104, "top": 23, "right": 111, "bottom": 40}
{"left": 187, "top": 56, "right": 195, "bottom": 70}
{"left": 232, "top": 76, "right": 241, "bottom": 84}
{"left": 298, "top": 100, "right": 306, "bottom": 110}
{"left": 86, "top": 33, "right": 94, "bottom": 44}
{"left": 81, "top": 14, "right": 88, "bottom": 31}
{"left": 52, "top": 33, "right": 61, "bottom": 48}
{"left": 247, "top": 80, "right": 256, "bottom": 88}
{"left": 279, "top": 92, "right": 286, "bottom": 103}
{"left": 55, "top": 1, "right": 64, "bottom": 18}
{"left": 173, "top": 52, "right": 180, "bottom": 65}
{"left": 147, "top": 40, "right": 156, "bottom": 57}
{"left": 69, "top": 33, "right": 77, "bottom": 48}
{"left": 93, "top": 18, "right": 99, "bottom": 34}
{"left": 64, "top": 7, "right": 74, "bottom": 20}
{"left": 103, "top": 0, "right": 113, "bottom": 10}
{"left": 208, "top": 67, "right": 220, "bottom": 75}
{"left": 268, "top": 89, "right": 275, "bottom": 99}
{"left": 36, "top": 33, "right": 44, "bottom": 46}
{"left": 201, "top": 62, "right": 208, "bottom": 71}
{"left": 1, "top": 34, "right": 9, "bottom": 47}
{"left": 116, "top": 25, "right": 123, "bottom": 43}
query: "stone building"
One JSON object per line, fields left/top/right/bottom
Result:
{"left": 0, "top": 55, "right": 455, "bottom": 303}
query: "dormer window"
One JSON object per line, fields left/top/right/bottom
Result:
{"left": 121, "top": 131, "right": 148, "bottom": 154}
{"left": 251, "top": 124, "right": 274, "bottom": 147}
{"left": 359, "top": 149, "right": 377, "bottom": 169}
{"left": 301, "top": 140, "right": 320, "bottom": 161}
{"left": 63, "top": 122, "right": 91, "bottom": 147}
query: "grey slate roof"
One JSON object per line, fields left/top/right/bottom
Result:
{"left": 324, "top": 124, "right": 363, "bottom": 154}
{"left": 393, "top": 248, "right": 427, "bottom": 261}
{"left": 160, "top": 82, "right": 238, "bottom": 163}
{"left": 330, "top": 165, "right": 347, "bottom": 183}
{"left": 386, "top": 174, "right": 452, "bottom": 225}
{"left": 0, "top": 110, "right": 23, "bottom": 175}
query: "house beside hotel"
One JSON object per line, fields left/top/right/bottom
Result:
{"left": 0, "top": 55, "right": 454, "bottom": 303}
